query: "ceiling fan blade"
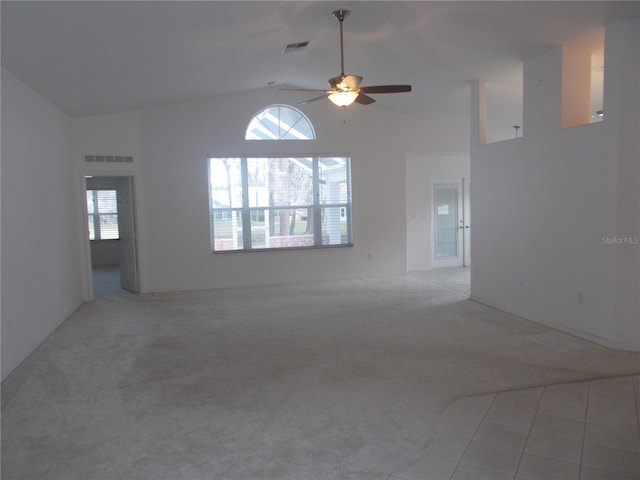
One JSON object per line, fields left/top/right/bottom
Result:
{"left": 297, "top": 94, "right": 329, "bottom": 106}
{"left": 279, "top": 88, "right": 328, "bottom": 92}
{"left": 359, "top": 85, "right": 412, "bottom": 94}
{"left": 355, "top": 94, "right": 376, "bottom": 105}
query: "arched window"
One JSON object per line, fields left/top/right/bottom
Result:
{"left": 245, "top": 104, "right": 315, "bottom": 140}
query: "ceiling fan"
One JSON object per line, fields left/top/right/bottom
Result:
{"left": 282, "top": 9, "right": 412, "bottom": 107}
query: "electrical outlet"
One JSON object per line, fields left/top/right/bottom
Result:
{"left": 578, "top": 291, "right": 584, "bottom": 305}
{"left": 518, "top": 280, "right": 524, "bottom": 289}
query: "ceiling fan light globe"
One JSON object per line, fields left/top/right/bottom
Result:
{"left": 328, "top": 91, "right": 359, "bottom": 107}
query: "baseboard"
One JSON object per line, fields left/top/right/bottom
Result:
{"left": 469, "top": 295, "right": 640, "bottom": 353}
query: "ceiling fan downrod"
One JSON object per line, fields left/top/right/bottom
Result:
{"left": 332, "top": 9, "right": 350, "bottom": 77}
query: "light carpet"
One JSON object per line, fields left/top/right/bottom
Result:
{"left": 2, "top": 269, "right": 639, "bottom": 479}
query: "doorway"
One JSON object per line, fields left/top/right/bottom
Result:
{"left": 84, "top": 175, "right": 140, "bottom": 296}
{"left": 433, "top": 178, "right": 470, "bottom": 267}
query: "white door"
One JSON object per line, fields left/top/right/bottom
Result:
{"left": 116, "top": 177, "right": 140, "bottom": 292}
{"left": 433, "top": 179, "right": 470, "bottom": 267}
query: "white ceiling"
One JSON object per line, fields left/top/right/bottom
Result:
{"left": 2, "top": 1, "right": 638, "bottom": 130}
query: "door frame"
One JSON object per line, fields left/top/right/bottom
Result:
{"left": 80, "top": 174, "right": 141, "bottom": 298}
{"left": 462, "top": 177, "right": 470, "bottom": 267}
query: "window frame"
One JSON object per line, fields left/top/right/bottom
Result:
{"left": 208, "top": 155, "right": 353, "bottom": 253}
{"left": 245, "top": 104, "right": 316, "bottom": 140}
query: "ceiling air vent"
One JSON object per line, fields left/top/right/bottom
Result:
{"left": 281, "top": 41, "right": 309, "bottom": 54}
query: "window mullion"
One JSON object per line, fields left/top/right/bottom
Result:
{"left": 240, "top": 158, "right": 252, "bottom": 249}
{"left": 96, "top": 214, "right": 103, "bottom": 241}
{"left": 92, "top": 191, "right": 101, "bottom": 240}
{"left": 346, "top": 161, "right": 353, "bottom": 243}
{"left": 312, "top": 157, "right": 322, "bottom": 246}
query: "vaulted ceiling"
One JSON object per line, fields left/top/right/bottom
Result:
{"left": 3, "top": 1, "right": 638, "bottom": 137}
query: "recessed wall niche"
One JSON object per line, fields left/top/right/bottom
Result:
{"left": 590, "top": 50, "right": 605, "bottom": 124}
{"left": 485, "top": 74, "right": 524, "bottom": 144}
{"left": 561, "top": 32, "right": 605, "bottom": 128}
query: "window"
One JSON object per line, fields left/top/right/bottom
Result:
{"left": 245, "top": 105, "right": 315, "bottom": 140}
{"left": 209, "top": 156, "right": 351, "bottom": 252}
{"left": 87, "top": 190, "right": 119, "bottom": 240}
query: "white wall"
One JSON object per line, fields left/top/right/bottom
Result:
{"left": 1, "top": 69, "right": 85, "bottom": 379}
{"left": 90, "top": 241, "right": 120, "bottom": 267}
{"left": 605, "top": 20, "right": 640, "bottom": 350}
{"left": 406, "top": 153, "right": 469, "bottom": 271}
{"left": 73, "top": 87, "right": 458, "bottom": 293}
{"left": 470, "top": 20, "right": 640, "bottom": 351}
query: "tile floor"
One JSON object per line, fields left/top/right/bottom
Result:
{"left": 398, "top": 375, "right": 640, "bottom": 480}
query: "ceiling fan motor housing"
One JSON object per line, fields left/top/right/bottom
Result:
{"left": 332, "top": 9, "right": 350, "bottom": 22}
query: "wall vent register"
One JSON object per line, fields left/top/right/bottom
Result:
{"left": 85, "top": 155, "right": 133, "bottom": 163}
